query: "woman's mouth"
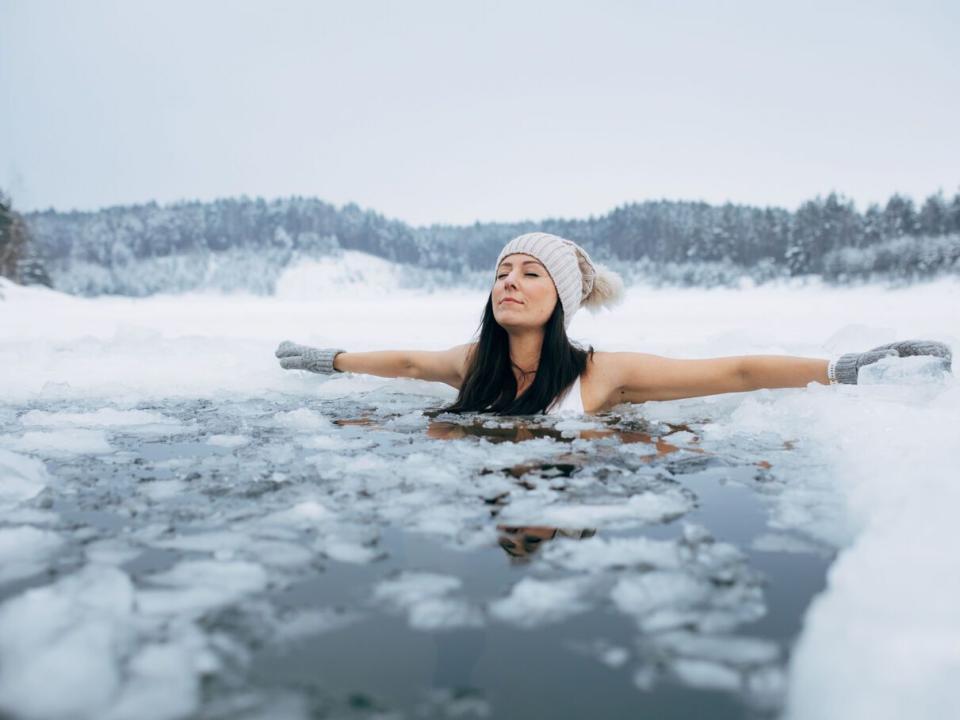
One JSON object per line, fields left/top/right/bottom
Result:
{"left": 500, "top": 298, "right": 522, "bottom": 305}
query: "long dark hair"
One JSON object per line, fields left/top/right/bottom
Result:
{"left": 445, "top": 294, "right": 594, "bottom": 415}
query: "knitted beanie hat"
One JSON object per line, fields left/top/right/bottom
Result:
{"left": 494, "top": 232, "right": 625, "bottom": 328}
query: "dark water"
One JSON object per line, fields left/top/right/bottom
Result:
{"left": 0, "top": 395, "right": 835, "bottom": 719}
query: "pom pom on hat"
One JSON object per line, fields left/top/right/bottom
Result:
{"left": 582, "top": 265, "right": 625, "bottom": 311}
{"left": 572, "top": 244, "right": 625, "bottom": 312}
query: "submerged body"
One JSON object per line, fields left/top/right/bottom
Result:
{"left": 545, "top": 373, "right": 585, "bottom": 415}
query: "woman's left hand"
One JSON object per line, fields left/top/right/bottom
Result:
{"left": 833, "top": 340, "right": 952, "bottom": 384}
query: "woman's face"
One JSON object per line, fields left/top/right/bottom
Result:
{"left": 491, "top": 253, "right": 558, "bottom": 330}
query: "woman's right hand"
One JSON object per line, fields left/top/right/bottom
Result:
{"left": 275, "top": 341, "right": 345, "bottom": 374}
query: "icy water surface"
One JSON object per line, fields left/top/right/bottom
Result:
{"left": 0, "top": 389, "right": 835, "bottom": 720}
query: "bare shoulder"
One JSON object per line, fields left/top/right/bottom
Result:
{"left": 580, "top": 351, "right": 631, "bottom": 412}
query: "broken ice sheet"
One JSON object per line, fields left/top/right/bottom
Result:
{"left": 372, "top": 572, "right": 483, "bottom": 631}
{"left": 0, "top": 564, "right": 215, "bottom": 720}
{"left": 496, "top": 488, "right": 692, "bottom": 529}
{"left": 0, "top": 526, "right": 65, "bottom": 584}
{"left": 488, "top": 576, "right": 593, "bottom": 628}
{"left": 206, "top": 434, "right": 250, "bottom": 448}
{"left": 137, "top": 560, "right": 269, "bottom": 616}
{"left": 3, "top": 429, "right": 113, "bottom": 456}
{"left": 540, "top": 535, "right": 682, "bottom": 573}
{"left": 19, "top": 408, "right": 190, "bottom": 436}
{"left": 0, "top": 449, "right": 50, "bottom": 509}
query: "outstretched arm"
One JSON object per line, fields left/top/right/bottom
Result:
{"left": 335, "top": 344, "right": 474, "bottom": 389}
{"left": 604, "top": 352, "right": 828, "bottom": 404}
{"left": 276, "top": 341, "right": 475, "bottom": 390}
{"left": 740, "top": 355, "right": 829, "bottom": 390}
{"left": 331, "top": 350, "right": 415, "bottom": 378}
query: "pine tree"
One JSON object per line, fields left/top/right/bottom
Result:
{"left": 0, "top": 190, "right": 27, "bottom": 280}
{"left": 918, "top": 191, "right": 950, "bottom": 236}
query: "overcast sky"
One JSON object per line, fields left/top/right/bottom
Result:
{"left": 1, "top": 0, "right": 958, "bottom": 226}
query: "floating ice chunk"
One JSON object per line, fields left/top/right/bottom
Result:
{"left": 0, "top": 449, "right": 49, "bottom": 509}
{"left": 372, "top": 572, "right": 483, "bottom": 631}
{"left": 0, "top": 526, "right": 65, "bottom": 583}
{"left": 257, "top": 500, "right": 335, "bottom": 531}
{"left": 250, "top": 540, "right": 314, "bottom": 568}
{"left": 102, "top": 641, "right": 201, "bottom": 720}
{"left": 666, "top": 430, "right": 698, "bottom": 444}
{"left": 657, "top": 631, "right": 779, "bottom": 666}
{"left": 745, "top": 665, "right": 787, "bottom": 710}
{"left": 0, "top": 565, "right": 134, "bottom": 720}
{"left": 373, "top": 572, "right": 462, "bottom": 606}
{"left": 271, "top": 607, "right": 360, "bottom": 641}
{"left": 5, "top": 429, "right": 112, "bottom": 456}
{"left": 498, "top": 489, "right": 691, "bottom": 529}
{"left": 152, "top": 531, "right": 247, "bottom": 554}
{"left": 139, "top": 479, "right": 187, "bottom": 501}
{"left": 399, "top": 452, "right": 460, "bottom": 486}
{"left": 418, "top": 689, "right": 491, "bottom": 718}
{"left": 488, "top": 577, "right": 591, "bottom": 628}
{"left": 671, "top": 658, "right": 741, "bottom": 691}
{"left": 20, "top": 408, "right": 185, "bottom": 435}
{"left": 0, "top": 507, "right": 57, "bottom": 525}
{"left": 601, "top": 646, "right": 631, "bottom": 668}
{"left": 300, "top": 434, "right": 367, "bottom": 450}
{"left": 553, "top": 417, "right": 605, "bottom": 432}
{"left": 633, "top": 665, "right": 658, "bottom": 691}
{"left": 856, "top": 354, "right": 952, "bottom": 385}
{"left": 341, "top": 453, "right": 391, "bottom": 474}
{"left": 404, "top": 597, "right": 484, "bottom": 631}
{"left": 272, "top": 408, "right": 333, "bottom": 431}
{"left": 320, "top": 538, "right": 380, "bottom": 564}
{"left": 138, "top": 560, "right": 268, "bottom": 615}
{"left": 85, "top": 539, "right": 142, "bottom": 566}
{"left": 569, "top": 639, "right": 633, "bottom": 669}
{"left": 206, "top": 434, "right": 250, "bottom": 448}
{"left": 541, "top": 536, "right": 682, "bottom": 574}
{"left": 383, "top": 412, "right": 429, "bottom": 430}
{"left": 751, "top": 533, "right": 824, "bottom": 555}
{"left": 610, "top": 572, "right": 709, "bottom": 631}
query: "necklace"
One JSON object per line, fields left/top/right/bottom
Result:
{"left": 511, "top": 361, "right": 538, "bottom": 375}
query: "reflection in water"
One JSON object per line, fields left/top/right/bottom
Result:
{"left": 387, "top": 413, "right": 786, "bottom": 475}
{"left": 425, "top": 416, "right": 708, "bottom": 461}
{"left": 496, "top": 524, "right": 597, "bottom": 562}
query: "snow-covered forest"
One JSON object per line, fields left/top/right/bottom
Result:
{"left": 7, "top": 189, "right": 960, "bottom": 296}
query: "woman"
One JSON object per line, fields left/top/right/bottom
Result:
{"left": 275, "top": 232, "right": 952, "bottom": 415}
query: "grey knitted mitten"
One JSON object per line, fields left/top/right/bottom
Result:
{"left": 830, "top": 340, "right": 953, "bottom": 384}
{"left": 275, "top": 341, "right": 345, "bottom": 374}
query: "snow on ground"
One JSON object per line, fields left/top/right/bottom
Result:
{"left": 1, "top": 268, "right": 959, "bottom": 719}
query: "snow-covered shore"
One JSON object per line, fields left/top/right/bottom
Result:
{"left": 1, "top": 264, "right": 958, "bottom": 719}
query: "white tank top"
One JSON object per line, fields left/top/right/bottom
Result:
{"left": 546, "top": 375, "right": 585, "bottom": 416}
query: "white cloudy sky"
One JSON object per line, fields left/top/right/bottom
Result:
{"left": 1, "top": 0, "right": 957, "bottom": 225}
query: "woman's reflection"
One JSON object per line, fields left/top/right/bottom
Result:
{"left": 496, "top": 525, "right": 596, "bottom": 562}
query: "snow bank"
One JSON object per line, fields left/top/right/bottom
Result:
{"left": 689, "top": 366, "right": 960, "bottom": 718}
